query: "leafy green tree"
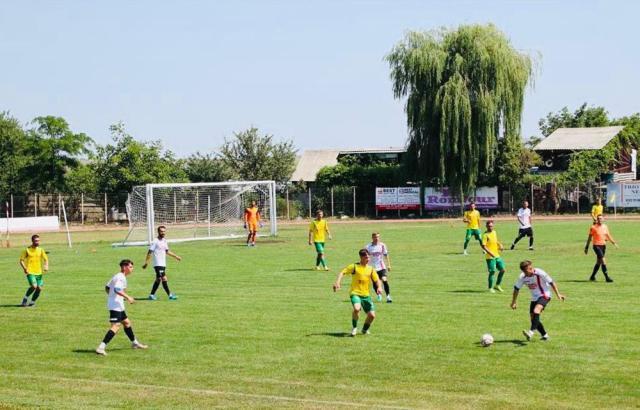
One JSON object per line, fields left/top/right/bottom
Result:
{"left": 0, "top": 112, "right": 29, "bottom": 195}
{"left": 496, "top": 138, "right": 541, "bottom": 188}
{"left": 24, "top": 116, "right": 92, "bottom": 192}
{"left": 386, "top": 24, "right": 534, "bottom": 196}
{"left": 538, "top": 103, "right": 609, "bottom": 137}
{"left": 65, "top": 163, "right": 98, "bottom": 192}
{"left": 92, "top": 122, "right": 187, "bottom": 192}
{"left": 220, "top": 127, "right": 296, "bottom": 184}
{"left": 183, "top": 152, "right": 237, "bottom": 182}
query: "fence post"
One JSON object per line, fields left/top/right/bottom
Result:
{"left": 286, "top": 187, "right": 290, "bottom": 220}
{"left": 174, "top": 192, "right": 177, "bottom": 223}
{"left": 10, "top": 194, "right": 13, "bottom": 218}
{"left": 530, "top": 184, "right": 534, "bottom": 213}
{"left": 353, "top": 186, "right": 356, "bottom": 218}
{"left": 104, "top": 193, "right": 108, "bottom": 225}
{"left": 35, "top": 193, "right": 38, "bottom": 217}
{"left": 81, "top": 193, "right": 84, "bottom": 224}
{"left": 576, "top": 184, "right": 580, "bottom": 214}
{"left": 330, "top": 187, "right": 334, "bottom": 217}
{"left": 58, "top": 194, "right": 61, "bottom": 221}
{"left": 308, "top": 187, "right": 312, "bottom": 218}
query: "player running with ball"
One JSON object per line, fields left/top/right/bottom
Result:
{"left": 511, "top": 260, "right": 565, "bottom": 341}
{"left": 333, "top": 249, "right": 383, "bottom": 336}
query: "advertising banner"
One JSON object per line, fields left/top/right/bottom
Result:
{"left": 375, "top": 187, "right": 420, "bottom": 211}
{"left": 607, "top": 183, "right": 640, "bottom": 208}
{"left": 396, "top": 187, "right": 421, "bottom": 210}
{"left": 424, "top": 187, "right": 498, "bottom": 210}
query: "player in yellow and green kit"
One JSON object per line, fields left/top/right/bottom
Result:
{"left": 309, "top": 209, "right": 332, "bottom": 270}
{"left": 480, "top": 220, "right": 506, "bottom": 293}
{"left": 591, "top": 197, "right": 603, "bottom": 224}
{"left": 19, "top": 234, "right": 49, "bottom": 307}
{"left": 462, "top": 201, "right": 482, "bottom": 255}
{"left": 333, "top": 248, "right": 383, "bottom": 336}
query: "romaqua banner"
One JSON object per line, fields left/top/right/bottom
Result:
{"left": 424, "top": 187, "right": 498, "bottom": 210}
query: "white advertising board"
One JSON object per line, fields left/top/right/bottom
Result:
{"left": 0, "top": 216, "right": 59, "bottom": 233}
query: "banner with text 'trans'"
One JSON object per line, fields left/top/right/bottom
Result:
{"left": 424, "top": 187, "right": 498, "bottom": 210}
{"left": 375, "top": 187, "right": 421, "bottom": 211}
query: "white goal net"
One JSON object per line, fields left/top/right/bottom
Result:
{"left": 115, "top": 181, "right": 277, "bottom": 246}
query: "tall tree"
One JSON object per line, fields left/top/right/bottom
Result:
{"left": 0, "top": 112, "right": 29, "bottom": 195}
{"left": 92, "top": 122, "right": 187, "bottom": 192}
{"left": 183, "top": 152, "right": 237, "bottom": 182}
{"left": 386, "top": 24, "right": 534, "bottom": 196}
{"left": 538, "top": 103, "right": 609, "bottom": 137}
{"left": 220, "top": 127, "right": 297, "bottom": 184}
{"left": 25, "top": 116, "right": 93, "bottom": 192}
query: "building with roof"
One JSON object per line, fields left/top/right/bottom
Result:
{"left": 533, "top": 126, "right": 636, "bottom": 181}
{"left": 290, "top": 147, "right": 405, "bottom": 182}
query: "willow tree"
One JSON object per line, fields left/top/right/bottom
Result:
{"left": 386, "top": 24, "right": 534, "bottom": 198}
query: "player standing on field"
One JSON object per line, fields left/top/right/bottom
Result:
{"left": 584, "top": 214, "right": 618, "bottom": 282}
{"left": 510, "top": 200, "right": 534, "bottom": 250}
{"left": 366, "top": 232, "right": 393, "bottom": 303}
{"left": 243, "top": 200, "right": 261, "bottom": 247}
{"left": 143, "top": 226, "right": 182, "bottom": 300}
{"left": 96, "top": 259, "right": 148, "bottom": 355}
{"left": 462, "top": 201, "right": 482, "bottom": 255}
{"left": 591, "top": 198, "right": 604, "bottom": 223}
{"left": 511, "top": 260, "right": 565, "bottom": 341}
{"left": 480, "top": 220, "right": 506, "bottom": 293}
{"left": 333, "top": 249, "right": 383, "bottom": 336}
{"left": 19, "top": 234, "right": 48, "bottom": 307}
{"left": 309, "top": 210, "right": 332, "bottom": 271}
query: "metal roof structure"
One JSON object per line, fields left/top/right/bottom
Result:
{"left": 534, "top": 126, "right": 625, "bottom": 151}
{"left": 290, "top": 147, "right": 405, "bottom": 182}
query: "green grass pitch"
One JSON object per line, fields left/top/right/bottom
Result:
{"left": 0, "top": 220, "right": 638, "bottom": 408}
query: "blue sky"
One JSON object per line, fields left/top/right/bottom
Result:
{"left": 2, "top": 0, "right": 639, "bottom": 156}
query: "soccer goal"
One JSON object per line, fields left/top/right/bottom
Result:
{"left": 114, "top": 181, "right": 277, "bottom": 246}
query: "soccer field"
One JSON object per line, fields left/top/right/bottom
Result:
{"left": 0, "top": 219, "right": 638, "bottom": 408}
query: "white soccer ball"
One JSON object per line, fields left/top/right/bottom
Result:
{"left": 481, "top": 333, "right": 494, "bottom": 347}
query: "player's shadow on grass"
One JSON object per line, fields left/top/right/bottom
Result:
{"left": 72, "top": 348, "right": 128, "bottom": 354}
{"left": 561, "top": 280, "right": 593, "bottom": 283}
{"left": 448, "top": 290, "right": 487, "bottom": 294}
{"left": 0, "top": 304, "right": 23, "bottom": 308}
{"left": 305, "top": 332, "right": 351, "bottom": 338}
{"left": 282, "top": 268, "right": 315, "bottom": 272}
{"left": 474, "top": 339, "right": 527, "bottom": 347}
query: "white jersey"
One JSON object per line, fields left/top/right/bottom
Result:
{"left": 149, "top": 238, "right": 169, "bottom": 267}
{"left": 514, "top": 268, "right": 553, "bottom": 301}
{"left": 106, "top": 272, "right": 127, "bottom": 311}
{"left": 517, "top": 208, "right": 532, "bottom": 229}
{"left": 366, "top": 242, "right": 388, "bottom": 271}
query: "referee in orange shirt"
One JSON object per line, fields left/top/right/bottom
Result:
{"left": 584, "top": 215, "right": 618, "bottom": 282}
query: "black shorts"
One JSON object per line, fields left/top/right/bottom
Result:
{"left": 593, "top": 245, "right": 606, "bottom": 258}
{"left": 377, "top": 269, "right": 388, "bottom": 279}
{"left": 529, "top": 297, "right": 550, "bottom": 313}
{"left": 154, "top": 266, "right": 167, "bottom": 278}
{"left": 518, "top": 227, "right": 533, "bottom": 237}
{"left": 109, "top": 310, "right": 128, "bottom": 323}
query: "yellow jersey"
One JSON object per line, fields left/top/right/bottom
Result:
{"left": 341, "top": 263, "right": 380, "bottom": 297}
{"left": 464, "top": 210, "right": 481, "bottom": 229}
{"left": 309, "top": 219, "right": 328, "bottom": 242}
{"left": 482, "top": 230, "right": 501, "bottom": 260}
{"left": 591, "top": 205, "right": 603, "bottom": 220}
{"left": 20, "top": 246, "right": 48, "bottom": 275}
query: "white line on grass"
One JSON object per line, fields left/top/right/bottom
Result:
{"left": 1, "top": 373, "right": 413, "bottom": 409}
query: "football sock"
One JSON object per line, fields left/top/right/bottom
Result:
{"left": 383, "top": 281, "right": 390, "bottom": 295}
{"left": 529, "top": 237, "right": 534, "bottom": 247}
{"left": 25, "top": 287, "right": 35, "bottom": 299}
{"left": 316, "top": 255, "right": 321, "bottom": 267}
{"left": 31, "top": 289, "right": 41, "bottom": 302}
{"left": 124, "top": 326, "right": 136, "bottom": 342}
{"left": 352, "top": 319, "right": 358, "bottom": 328}
{"left": 102, "top": 330, "right": 116, "bottom": 345}
{"left": 531, "top": 313, "right": 541, "bottom": 331}
{"left": 487, "top": 272, "right": 495, "bottom": 289}
{"left": 320, "top": 258, "right": 327, "bottom": 268}
{"left": 537, "top": 321, "right": 547, "bottom": 336}
{"left": 150, "top": 280, "right": 160, "bottom": 295}
{"left": 602, "top": 264, "right": 610, "bottom": 279}
{"left": 591, "top": 264, "right": 600, "bottom": 278}
{"left": 161, "top": 281, "right": 171, "bottom": 296}
{"left": 496, "top": 271, "right": 504, "bottom": 285}
{"left": 513, "top": 235, "right": 523, "bottom": 245}
{"left": 463, "top": 238, "right": 470, "bottom": 250}
{"left": 362, "top": 322, "right": 371, "bottom": 332}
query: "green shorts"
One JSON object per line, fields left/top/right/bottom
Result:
{"left": 486, "top": 257, "right": 506, "bottom": 273}
{"left": 26, "top": 274, "right": 44, "bottom": 287}
{"left": 350, "top": 294, "right": 375, "bottom": 313}
{"left": 465, "top": 229, "right": 482, "bottom": 241}
{"left": 314, "top": 242, "right": 325, "bottom": 253}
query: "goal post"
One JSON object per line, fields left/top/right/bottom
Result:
{"left": 115, "top": 181, "right": 277, "bottom": 246}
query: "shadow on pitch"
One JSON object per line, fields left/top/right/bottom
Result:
{"left": 561, "top": 280, "right": 593, "bottom": 283}
{"left": 475, "top": 339, "right": 527, "bottom": 347}
{"left": 448, "top": 290, "right": 487, "bottom": 294}
{"left": 282, "top": 268, "right": 315, "bottom": 272}
{"left": 306, "top": 332, "right": 351, "bottom": 338}
{"left": 0, "top": 304, "right": 23, "bottom": 308}
{"left": 73, "top": 348, "right": 128, "bottom": 354}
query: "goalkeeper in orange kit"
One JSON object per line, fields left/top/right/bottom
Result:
{"left": 243, "top": 200, "right": 261, "bottom": 247}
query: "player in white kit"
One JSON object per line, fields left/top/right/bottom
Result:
{"left": 510, "top": 200, "right": 534, "bottom": 250}
{"left": 96, "top": 259, "right": 148, "bottom": 355}
{"left": 143, "top": 226, "right": 182, "bottom": 300}
{"left": 511, "top": 260, "right": 565, "bottom": 341}
{"left": 366, "top": 232, "right": 393, "bottom": 303}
